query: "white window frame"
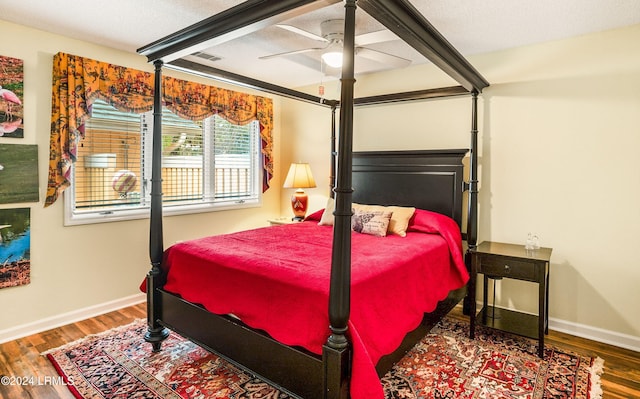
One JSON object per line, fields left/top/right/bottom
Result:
{"left": 64, "top": 105, "right": 262, "bottom": 226}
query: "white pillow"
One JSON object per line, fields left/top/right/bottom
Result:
{"left": 318, "top": 197, "right": 335, "bottom": 226}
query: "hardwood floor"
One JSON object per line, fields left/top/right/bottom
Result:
{"left": 1, "top": 303, "right": 638, "bottom": 399}
{"left": 0, "top": 303, "right": 146, "bottom": 399}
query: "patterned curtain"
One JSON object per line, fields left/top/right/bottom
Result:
{"left": 45, "top": 52, "right": 273, "bottom": 207}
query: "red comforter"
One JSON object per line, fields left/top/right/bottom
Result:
{"left": 157, "top": 209, "right": 468, "bottom": 399}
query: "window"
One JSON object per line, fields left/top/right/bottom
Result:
{"left": 64, "top": 100, "right": 261, "bottom": 225}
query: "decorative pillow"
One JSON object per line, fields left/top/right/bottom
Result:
{"left": 304, "top": 208, "right": 325, "bottom": 222}
{"left": 351, "top": 209, "right": 393, "bottom": 237}
{"left": 318, "top": 197, "right": 335, "bottom": 226}
{"left": 352, "top": 203, "right": 415, "bottom": 237}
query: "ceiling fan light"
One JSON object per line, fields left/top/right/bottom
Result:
{"left": 322, "top": 51, "right": 343, "bottom": 68}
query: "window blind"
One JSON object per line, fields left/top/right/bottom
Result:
{"left": 70, "top": 99, "right": 259, "bottom": 220}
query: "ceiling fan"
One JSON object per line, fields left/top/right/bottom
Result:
{"left": 259, "top": 19, "right": 411, "bottom": 69}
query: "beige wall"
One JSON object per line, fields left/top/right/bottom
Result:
{"left": 283, "top": 24, "right": 640, "bottom": 348}
{"left": 0, "top": 20, "right": 283, "bottom": 335}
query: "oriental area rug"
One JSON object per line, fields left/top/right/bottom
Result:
{"left": 44, "top": 317, "right": 603, "bottom": 399}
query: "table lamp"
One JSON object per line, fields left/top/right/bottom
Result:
{"left": 283, "top": 162, "right": 316, "bottom": 220}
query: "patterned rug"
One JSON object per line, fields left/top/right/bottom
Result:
{"left": 44, "top": 317, "right": 603, "bottom": 399}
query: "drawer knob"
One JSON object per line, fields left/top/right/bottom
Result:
{"left": 504, "top": 264, "right": 510, "bottom": 273}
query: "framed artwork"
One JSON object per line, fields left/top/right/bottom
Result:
{"left": 0, "top": 207, "right": 30, "bottom": 289}
{"left": 0, "top": 55, "right": 24, "bottom": 138}
{"left": 0, "top": 143, "right": 39, "bottom": 204}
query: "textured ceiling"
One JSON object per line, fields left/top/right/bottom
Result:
{"left": 2, "top": 0, "right": 639, "bottom": 88}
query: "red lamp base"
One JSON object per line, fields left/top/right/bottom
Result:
{"left": 290, "top": 189, "right": 308, "bottom": 221}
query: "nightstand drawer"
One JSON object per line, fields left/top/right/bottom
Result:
{"left": 478, "top": 255, "right": 536, "bottom": 280}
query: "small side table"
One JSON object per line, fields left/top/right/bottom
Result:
{"left": 469, "top": 241, "right": 553, "bottom": 358}
{"left": 268, "top": 217, "right": 299, "bottom": 226}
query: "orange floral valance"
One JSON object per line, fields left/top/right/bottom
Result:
{"left": 45, "top": 52, "right": 273, "bottom": 207}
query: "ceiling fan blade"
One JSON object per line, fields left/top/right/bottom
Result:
{"left": 355, "top": 47, "right": 412, "bottom": 68}
{"left": 275, "top": 24, "right": 328, "bottom": 42}
{"left": 354, "top": 30, "right": 399, "bottom": 46}
{"left": 259, "top": 47, "right": 323, "bottom": 60}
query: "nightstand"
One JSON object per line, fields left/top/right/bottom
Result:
{"left": 469, "top": 241, "right": 553, "bottom": 358}
{"left": 268, "top": 217, "right": 299, "bottom": 226}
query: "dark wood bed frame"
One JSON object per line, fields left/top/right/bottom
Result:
{"left": 138, "top": 1, "right": 489, "bottom": 398}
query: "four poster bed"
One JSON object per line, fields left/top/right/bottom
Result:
{"left": 137, "top": 1, "right": 489, "bottom": 398}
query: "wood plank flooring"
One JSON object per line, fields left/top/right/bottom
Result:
{"left": 0, "top": 303, "right": 146, "bottom": 399}
{"left": 1, "top": 303, "right": 638, "bottom": 399}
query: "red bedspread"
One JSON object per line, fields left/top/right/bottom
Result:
{"left": 158, "top": 209, "right": 468, "bottom": 399}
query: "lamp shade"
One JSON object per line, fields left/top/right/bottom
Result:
{"left": 283, "top": 163, "right": 316, "bottom": 189}
{"left": 321, "top": 40, "right": 343, "bottom": 68}
{"left": 321, "top": 51, "right": 343, "bottom": 68}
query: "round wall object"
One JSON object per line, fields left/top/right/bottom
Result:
{"left": 112, "top": 170, "right": 137, "bottom": 193}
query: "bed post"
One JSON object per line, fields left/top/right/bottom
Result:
{"left": 464, "top": 90, "right": 479, "bottom": 317}
{"left": 467, "top": 90, "right": 479, "bottom": 249}
{"left": 145, "top": 59, "right": 170, "bottom": 351}
{"left": 330, "top": 104, "right": 337, "bottom": 198}
{"left": 323, "top": 1, "right": 356, "bottom": 398}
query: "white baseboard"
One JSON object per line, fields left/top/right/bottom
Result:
{"left": 469, "top": 302, "right": 640, "bottom": 353}
{"left": 0, "top": 293, "right": 146, "bottom": 344}
{"left": 549, "top": 317, "right": 640, "bottom": 353}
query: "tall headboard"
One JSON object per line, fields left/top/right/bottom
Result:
{"left": 352, "top": 149, "right": 468, "bottom": 228}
